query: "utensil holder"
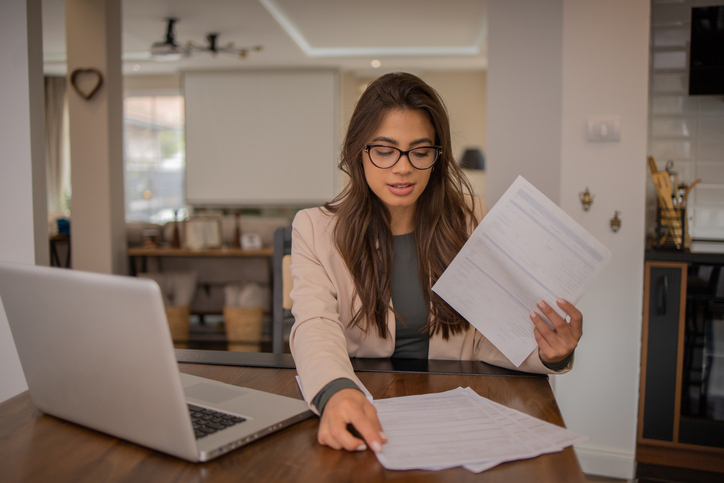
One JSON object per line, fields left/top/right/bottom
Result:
{"left": 655, "top": 206, "right": 689, "bottom": 250}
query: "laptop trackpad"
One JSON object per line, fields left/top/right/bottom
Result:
{"left": 184, "top": 383, "right": 248, "bottom": 404}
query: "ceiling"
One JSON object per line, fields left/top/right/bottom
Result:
{"left": 41, "top": 0, "right": 488, "bottom": 77}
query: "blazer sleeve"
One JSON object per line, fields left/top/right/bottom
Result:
{"left": 288, "top": 210, "right": 358, "bottom": 414}
{"left": 475, "top": 333, "right": 574, "bottom": 374}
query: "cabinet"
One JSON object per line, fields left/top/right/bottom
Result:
{"left": 638, "top": 259, "right": 724, "bottom": 472}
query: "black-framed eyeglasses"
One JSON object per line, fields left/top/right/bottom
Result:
{"left": 364, "top": 144, "right": 442, "bottom": 170}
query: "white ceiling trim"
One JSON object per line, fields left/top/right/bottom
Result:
{"left": 260, "top": 0, "right": 485, "bottom": 58}
{"left": 43, "top": 52, "right": 153, "bottom": 65}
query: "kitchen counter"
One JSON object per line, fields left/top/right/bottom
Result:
{"left": 646, "top": 240, "right": 724, "bottom": 264}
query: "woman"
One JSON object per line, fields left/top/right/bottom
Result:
{"left": 289, "top": 72, "right": 581, "bottom": 453}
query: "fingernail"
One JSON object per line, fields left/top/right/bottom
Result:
{"left": 371, "top": 441, "right": 382, "bottom": 452}
{"left": 380, "top": 431, "right": 388, "bottom": 441}
{"left": 356, "top": 444, "right": 367, "bottom": 452}
{"left": 557, "top": 298, "right": 566, "bottom": 305}
{"left": 530, "top": 311, "right": 537, "bottom": 319}
{"left": 537, "top": 301, "right": 547, "bottom": 309}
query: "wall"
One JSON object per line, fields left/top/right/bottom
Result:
{"left": 556, "top": 1, "right": 649, "bottom": 478}
{"left": 124, "top": 74, "right": 181, "bottom": 96}
{"left": 423, "top": 71, "right": 487, "bottom": 198}
{"left": 0, "top": 0, "right": 45, "bottom": 403}
{"left": 487, "top": 0, "right": 650, "bottom": 478}
{"left": 648, "top": 0, "right": 724, "bottom": 240}
{"left": 486, "top": 0, "right": 563, "bottom": 205}
{"left": 420, "top": 71, "right": 487, "bottom": 162}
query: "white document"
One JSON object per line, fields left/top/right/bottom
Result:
{"left": 372, "top": 387, "right": 586, "bottom": 472}
{"left": 374, "top": 389, "right": 540, "bottom": 470}
{"left": 460, "top": 387, "right": 587, "bottom": 472}
{"left": 432, "top": 176, "right": 612, "bottom": 366}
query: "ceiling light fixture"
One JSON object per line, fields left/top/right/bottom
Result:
{"left": 187, "top": 33, "right": 263, "bottom": 59}
{"left": 150, "top": 18, "right": 263, "bottom": 62}
{"left": 150, "top": 18, "right": 187, "bottom": 61}
{"left": 371, "top": 59, "right": 381, "bottom": 68}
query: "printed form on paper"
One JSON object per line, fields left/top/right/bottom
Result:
{"left": 432, "top": 176, "right": 612, "bottom": 367}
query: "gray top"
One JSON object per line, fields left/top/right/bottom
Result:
{"left": 390, "top": 232, "right": 429, "bottom": 359}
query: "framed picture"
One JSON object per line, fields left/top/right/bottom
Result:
{"left": 185, "top": 216, "right": 222, "bottom": 250}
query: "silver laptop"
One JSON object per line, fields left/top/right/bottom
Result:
{"left": 0, "top": 261, "right": 312, "bottom": 462}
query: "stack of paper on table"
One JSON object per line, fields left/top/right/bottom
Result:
{"left": 433, "top": 176, "right": 612, "bottom": 367}
{"left": 373, "top": 387, "right": 586, "bottom": 472}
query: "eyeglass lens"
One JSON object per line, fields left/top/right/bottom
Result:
{"left": 367, "top": 145, "right": 439, "bottom": 169}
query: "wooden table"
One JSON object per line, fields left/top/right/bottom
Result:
{"left": 0, "top": 359, "right": 584, "bottom": 482}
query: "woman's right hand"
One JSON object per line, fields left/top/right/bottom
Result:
{"left": 317, "top": 388, "right": 387, "bottom": 452}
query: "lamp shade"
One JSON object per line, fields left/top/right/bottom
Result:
{"left": 459, "top": 148, "right": 485, "bottom": 170}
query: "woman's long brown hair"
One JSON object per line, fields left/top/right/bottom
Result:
{"left": 325, "top": 72, "right": 478, "bottom": 339}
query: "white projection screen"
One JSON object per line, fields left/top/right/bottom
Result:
{"left": 184, "top": 70, "right": 338, "bottom": 205}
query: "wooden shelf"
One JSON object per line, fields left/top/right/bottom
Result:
{"left": 128, "top": 246, "right": 273, "bottom": 258}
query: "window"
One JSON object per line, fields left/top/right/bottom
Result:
{"left": 123, "top": 96, "right": 186, "bottom": 223}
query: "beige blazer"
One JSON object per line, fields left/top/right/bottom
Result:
{"left": 289, "top": 197, "right": 572, "bottom": 412}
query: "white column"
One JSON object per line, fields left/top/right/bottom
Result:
{"left": 486, "top": 0, "right": 563, "bottom": 206}
{"left": 487, "top": 1, "right": 649, "bottom": 478}
{"left": 0, "top": 0, "right": 46, "bottom": 402}
{"left": 555, "top": 1, "right": 649, "bottom": 478}
{"left": 66, "top": 0, "right": 127, "bottom": 274}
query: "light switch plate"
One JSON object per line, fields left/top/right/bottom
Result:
{"left": 586, "top": 117, "right": 622, "bottom": 142}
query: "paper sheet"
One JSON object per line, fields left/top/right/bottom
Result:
{"left": 374, "top": 389, "right": 537, "bottom": 470}
{"left": 295, "top": 374, "right": 587, "bottom": 472}
{"left": 372, "top": 387, "right": 586, "bottom": 472}
{"left": 432, "top": 176, "right": 612, "bottom": 366}
{"left": 460, "top": 388, "right": 587, "bottom": 472}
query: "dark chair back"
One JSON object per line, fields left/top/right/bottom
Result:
{"left": 272, "top": 226, "right": 293, "bottom": 354}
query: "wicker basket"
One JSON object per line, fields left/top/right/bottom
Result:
{"left": 224, "top": 306, "right": 264, "bottom": 351}
{"left": 165, "top": 305, "right": 190, "bottom": 342}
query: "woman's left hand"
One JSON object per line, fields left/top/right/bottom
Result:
{"left": 530, "top": 298, "right": 582, "bottom": 364}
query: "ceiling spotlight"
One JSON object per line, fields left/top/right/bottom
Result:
{"left": 371, "top": 59, "right": 381, "bottom": 68}
{"left": 132, "top": 64, "right": 141, "bottom": 72}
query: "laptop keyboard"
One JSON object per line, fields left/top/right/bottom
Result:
{"left": 188, "top": 404, "right": 246, "bottom": 439}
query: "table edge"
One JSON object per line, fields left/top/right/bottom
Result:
{"left": 174, "top": 349, "right": 545, "bottom": 378}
